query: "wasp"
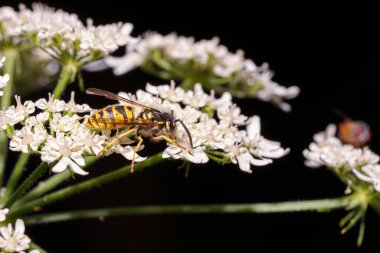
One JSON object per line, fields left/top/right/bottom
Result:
{"left": 332, "top": 108, "right": 371, "bottom": 147}
{"left": 84, "top": 88, "right": 193, "bottom": 170}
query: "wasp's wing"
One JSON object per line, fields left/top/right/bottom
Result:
{"left": 86, "top": 88, "right": 158, "bottom": 111}
{"left": 90, "top": 117, "right": 154, "bottom": 127}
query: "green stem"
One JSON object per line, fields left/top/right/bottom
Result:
{"left": 0, "top": 49, "right": 18, "bottom": 186}
{"left": 30, "top": 242, "right": 47, "bottom": 253}
{"left": 3, "top": 163, "right": 50, "bottom": 208}
{"left": 180, "top": 78, "right": 195, "bottom": 90}
{"left": 53, "top": 63, "right": 77, "bottom": 99}
{"left": 23, "top": 195, "right": 353, "bottom": 225}
{"left": 9, "top": 153, "right": 164, "bottom": 218}
{"left": 357, "top": 211, "right": 366, "bottom": 247}
{"left": 2, "top": 153, "right": 29, "bottom": 201}
{"left": 14, "top": 156, "right": 97, "bottom": 206}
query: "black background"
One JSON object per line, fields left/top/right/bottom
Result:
{"left": 2, "top": 1, "right": 380, "bottom": 252}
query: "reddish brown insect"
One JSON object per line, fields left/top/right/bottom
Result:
{"left": 338, "top": 119, "right": 371, "bottom": 147}
{"left": 333, "top": 109, "right": 371, "bottom": 147}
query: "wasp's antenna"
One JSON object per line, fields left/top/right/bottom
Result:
{"left": 331, "top": 107, "right": 351, "bottom": 120}
{"left": 175, "top": 119, "right": 194, "bottom": 149}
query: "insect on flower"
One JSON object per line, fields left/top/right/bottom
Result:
{"left": 83, "top": 88, "right": 194, "bottom": 171}
{"left": 333, "top": 108, "right": 371, "bottom": 147}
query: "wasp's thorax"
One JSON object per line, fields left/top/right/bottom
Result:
{"left": 139, "top": 109, "right": 175, "bottom": 134}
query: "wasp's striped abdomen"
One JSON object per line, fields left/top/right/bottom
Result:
{"left": 86, "top": 105, "right": 134, "bottom": 129}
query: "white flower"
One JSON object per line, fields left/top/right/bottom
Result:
{"left": 25, "top": 112, "right": 49, "bottom": 128}
{"left": 0, "top": 219, "right": 31, "bottom": 252}
{"left": 65, "top": 92, "right": 91, "bottom": 113}
{"left": 0, "top": 57, "right": 5, "bottom": 68}
{"left": 245, "top": 116, "right": 290, "bottom": 160}
{"left": 189, "top": 118, "right": 225, "bottom": 149}
{"left": 163, "top": 146, "right": 209, "bottom": 164}
{"left": 225, "top": 145, "right": 259, "bottom": 173}
{"left": 10, "top": 125, "right": 47, "bottom": 153}
{"left": 4, "top": 96, "right": 35, "bottom": 125}
{"left": 146, "top": 81, "right": 186, "bottom": 103}
{"left": 115, "top": 145, "right": 146, "bottom": 162}
{"left": 35, "top": 93, "right": 65, "bottom": 113}
{"left": 73, "top": 126, "right": 106, "bottom": 155}
{"left": 80, "top": 19, "right": 134, "bottom": 55}
{"left": 353, "top": 164, "right": 380, "bottom": 191}
{"left": 50, "top": 114, "right": 80, "bottom": 133}
{"left": 0, "top": 110, "right": 12, "bottom": 130}
{"left": 0, "top": 71, "right": 9, "bottom": 96}
{"left": 41, "top": 134, "right": 87, "bottom": 175}
{"left": 217, "top": 104, "right": 248, "bottom": 125}
{"left": 254, "top": 79, "right": 300, "bottom": 112}
{"left": 183, "top": 83, "right": 210, "bottom": 108}
{"left": 237, "top": 61, "right": 300, "bottom": 112}
{"left": 0, "top": 208, "right": 9, "bottom": 222}
{"left": 0, "top": 7, "right": 21, "bottom": 37}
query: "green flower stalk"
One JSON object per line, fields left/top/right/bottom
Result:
{"left": 303, "top": 123, "right": 380, "bottom": 245}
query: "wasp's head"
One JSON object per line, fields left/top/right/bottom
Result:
{"left": 164, "top": 110, "right": 176, "bottom": 132}
{"left": 158, "top": 110, "right": 193, "bottom": 149}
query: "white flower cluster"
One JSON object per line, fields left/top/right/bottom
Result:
{"left": 122, "top": 81, "right": 290, "bottom": 173}
{"left": 1, "top": 82, "right": 288, "bottom": 174}
{"left": 103, "top": 32, "right": 299, "bottom": 111}
{"left": 303, "top": 124, "right": 380, "bottom": 191}
{"left": 0, "top": 56, "right": 9, "bottom": 97}
{"left": 0, "top": 92, "right": 101, "bottom": 175}
{"left": 0, "top": 210, "right": 39, "bottom": 253}
{"left": 0, "top": 4, "right": 134, "bottom": 62}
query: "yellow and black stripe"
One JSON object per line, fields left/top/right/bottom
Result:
{"left": 86, "top": 105, "right": 135, "bottom": 129}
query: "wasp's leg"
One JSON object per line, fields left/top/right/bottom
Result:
{"left": 97, "top": 128, "right": 137, "bottom": 157}
{"left": 153, "top": 135, "right": 186, "bottom": 151}
{"left": 131, "top": 135, "right": 144, "bottom": 172}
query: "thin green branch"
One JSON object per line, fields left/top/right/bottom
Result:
{"left": 53, "top": 63, "right": 77, "bottom": 99}
{"left": 2, "top": 153, "right": 29, "bottom": 201}
{"left": 14, "top": 156, "right": 97, "bottom": 206}
{"left": 9, "top": 153, "right": 164, "bottom": 218}
{"left": 30, "top": 242, "right": 47, "bottom": 253}
{"left": 357, "top": 211, "right": 366, "bottom": 247}
{"left": 23, "top": 195, "right": 353, "bottom": 225}
{"left": 3, "top": 163, "right": 50, "bottom": 208}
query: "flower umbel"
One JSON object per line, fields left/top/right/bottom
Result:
{"left": 1, "top": 4, "right": 135, "bottom": 66}
{"left": 100, "top": 32, "right": 299, "bottom": 111}
{"left": 304, "top": 124, "right": 380, "bottom": 191}
{"left": 2, "top": 92, "right": 96, "bottom": 176}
